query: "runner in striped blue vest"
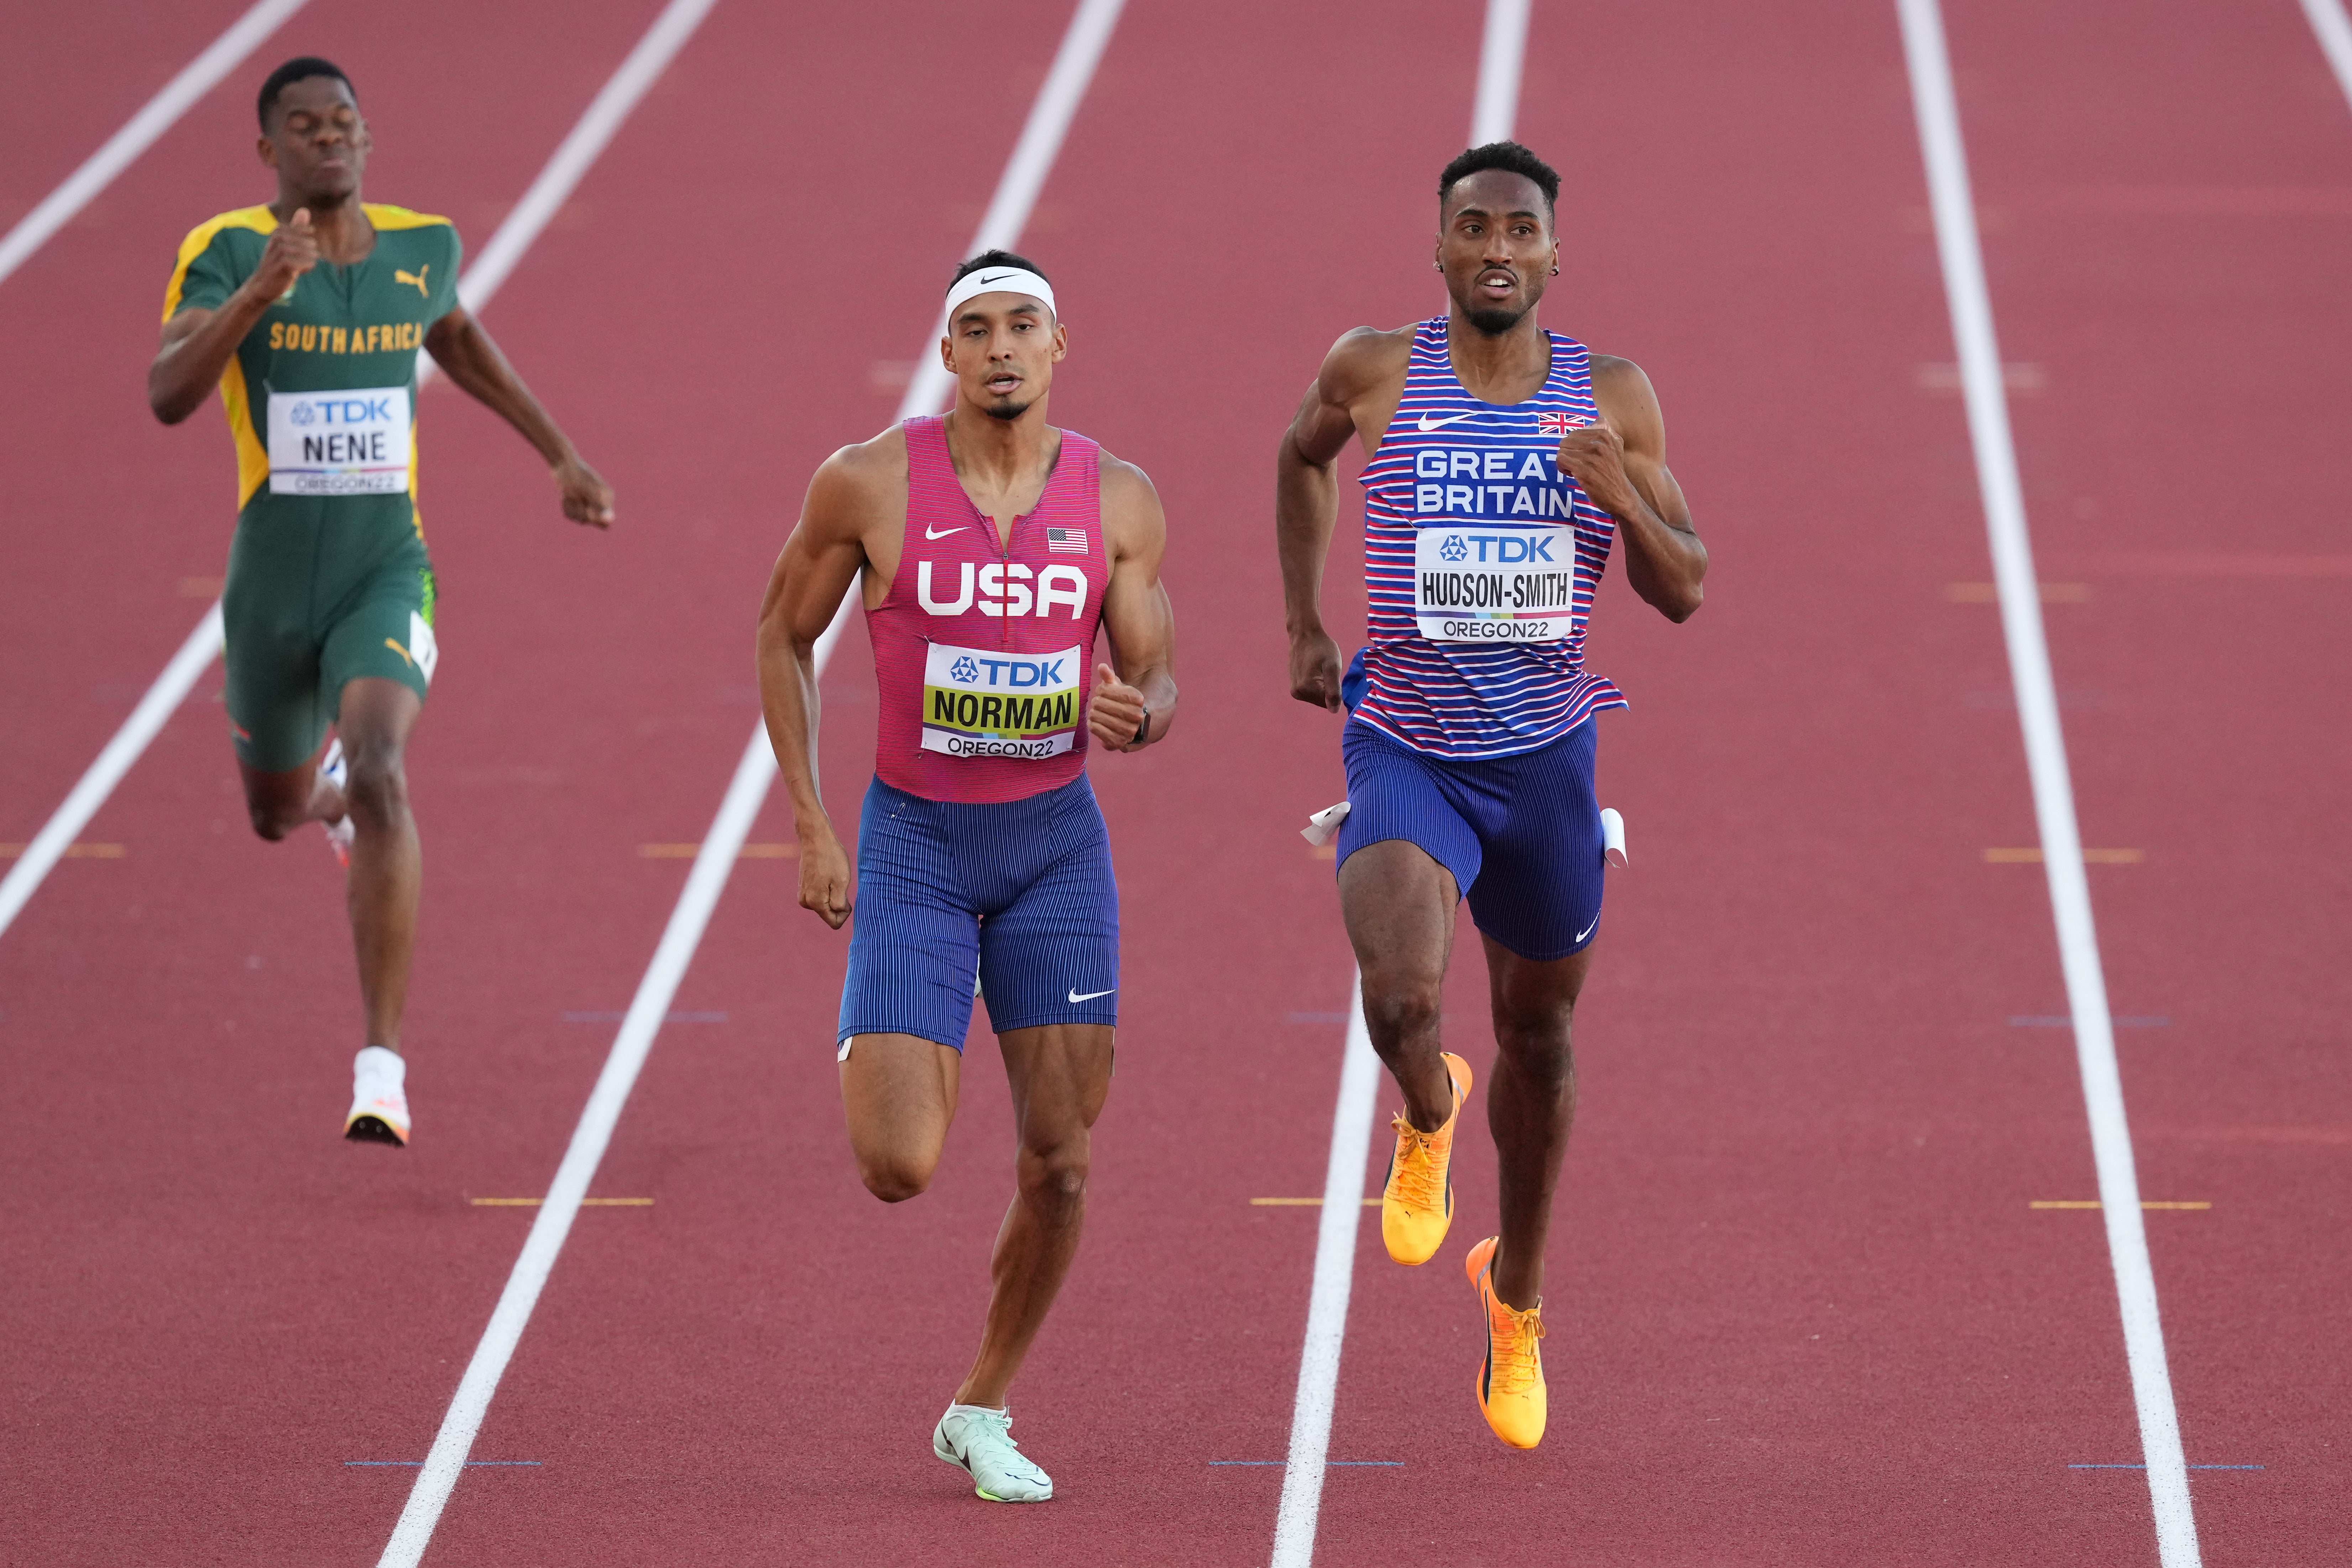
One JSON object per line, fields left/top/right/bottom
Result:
{"left": 1274, "top": 141, "right": 1710, "bottom": 1449}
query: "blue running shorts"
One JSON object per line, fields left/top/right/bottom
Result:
{"left": 839, "top": 773, "right": 1120, "bottom": 1051}
{"left": 1337, "top": 716, "right": 1606, "bottom": 962}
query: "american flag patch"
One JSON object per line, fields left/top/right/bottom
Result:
{"left": 1536, "top": 411, "right": 1577, "bottom": 437}
{"left": 1045, "top": 527, "right": 1086, "bottom": 554}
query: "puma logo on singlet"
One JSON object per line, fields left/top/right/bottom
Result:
{"left": 395, "top": 264, "right": 430, "bottom": 297}
{"left": 1416, "top": 410, "right": 1481, "bottom": 433}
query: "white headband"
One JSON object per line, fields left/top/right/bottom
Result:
{"left": 944, "top": 266, "right": 1057, "bottom": 321}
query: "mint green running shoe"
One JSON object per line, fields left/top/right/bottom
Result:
{"left": 932, "top": 1404, "right": 1054, "bottom": 1502}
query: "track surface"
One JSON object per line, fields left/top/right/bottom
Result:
{"left": 2, "top": 1, "right": 2345, "bottom": 1563}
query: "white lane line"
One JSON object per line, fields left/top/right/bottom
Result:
{"left": 892, "top": 0, "right": 1127, "bottom": 422}
{"left": 372, "top": 3, "right": 1125, "bottom": 1562}
{"left": 2299, "top": 0, "right": 2352, "bottom": 115}
{"left": 432, "top": 0, "right": 722, "bottom": 354}
{"left": 1269, "top": 8, "right": 1527, "bottom": 1563}
{"left": 0, "top": 605, "right": 221, "bottom": 940}
{"left": 0, "top": 0, "right": 719, "bottom": 950}
{"left": 1270, "top": 978, "right": 1379, "bottom": 1568}
{"left": 374, "top": 728, "right": 772, "bottom": 1568}
{"left": 1471, "top": 0, "right": 1531, "bottom": 147}
{"left": 1894, "top": 4, "right": 2202, "bottom": 1566}
{"left": 0, "top": 0, "right": 312, "bottom": 288}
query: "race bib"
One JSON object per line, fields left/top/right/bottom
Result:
{"left": 920, "top": 641, "right": 1083, "bottom": 759}
{"left": 1413, "top": 525, "right": 1579, "bottom": 643}
{"left": 266, "top": 386, "right": 410, "bottom": 496}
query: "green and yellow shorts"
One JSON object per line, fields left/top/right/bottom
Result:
{"left": 221, "top": 493, "right": 438, "bottom": 773}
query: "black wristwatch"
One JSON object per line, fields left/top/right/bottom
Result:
{"left": 1130, "top": 706, "right": 1152, "bottom": 749}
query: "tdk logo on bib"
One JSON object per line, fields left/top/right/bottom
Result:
{"left": 266, "top": 386, "right": 411, "bottom": 496}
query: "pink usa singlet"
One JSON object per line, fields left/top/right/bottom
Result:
{"left": 868, "top": 414, "right": 1110, "bottom": 805}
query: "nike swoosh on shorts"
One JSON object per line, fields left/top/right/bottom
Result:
{"left": 1416, "top": 411, "right": 1480, "bottom": 432}
{"left": 1068, "top": 987, "right": 1115, "bottom": 1003}
{"left": 1573, "top": 913, "right": 1600, "bottom": 944}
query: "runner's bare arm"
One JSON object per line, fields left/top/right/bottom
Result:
{"left": 148, "top": 210, "right": 320, "bottom": 424}
{"left": 1089, "top": 455, "right": 1177, "bottom": 752}
{"left": 1276, "top": 328, "right": 1409, "bottom": 709}
{"left": 1566, "top": 355, "right": 1705, "bottom": 622}
{"left": 756, "top": 445, "right": 885, "bottom": 928}
{"left": 424, "top": 306, "right": 614, "bottom": 528}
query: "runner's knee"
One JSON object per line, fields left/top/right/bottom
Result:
{"left": 342, "top": 745, "right": 409, "bottom": 827}
{"left": 1016, "top": 1139, "right": 1089, "bottom": 1219}
{"left": 858, "top": 1148, "right": 939, "bottom": 1203}
{"left": 1494, "top": 1016, "right": 1575, "bottom": 1092}
{"left": 1360, "top": 972, "right": 1443, "bottom": 1050}
{"left": 246, "top": 800, "right": 299, "bottom": 842}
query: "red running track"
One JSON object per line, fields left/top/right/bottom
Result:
{"left": 2, "top": 1, "right": 2345, "bottom": 1563}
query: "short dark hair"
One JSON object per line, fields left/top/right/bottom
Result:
{"left": 258, "top": 57, "right": 355, "bottom": 131}
{"left": 1438, "top": 141, "right": 1559, "bottom": 218}
{"left": 949, "top": 249, "right": 1050, "bottom": 289}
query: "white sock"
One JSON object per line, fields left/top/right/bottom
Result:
{"left": 354, "top": 1046, "right": 405, "bottom": 1092}
{"left": 947, "top": 1402, "right": 1007, "bottom": 1418}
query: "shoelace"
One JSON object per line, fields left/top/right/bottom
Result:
{"left": 1486, "top": 1297, "right": 1546, "bottom": 1395}
{"left": 1387, "top": 1113, "right": 1447, "bottom": 1209}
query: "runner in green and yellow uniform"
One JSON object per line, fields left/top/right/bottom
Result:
{"left": 149, "top": 57, "right": 614, "bottom": 1146}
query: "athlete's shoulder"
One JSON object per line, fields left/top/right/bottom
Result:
{"left": 172, "top": 206, "right": 275, "bottom": 265}
{"left": 1318, "top": 324, "right": 1415, "bottom": 401}
{"left": 362, "top": 203, "right": 455, "bottom": 232}
{"left": 806, "top": 423, "right": 909, "bottom": 520}
{"left": 1588, "top": 353, "right": 1663, "bottom": 424}
{"left": 164, "top": 207, "right": 275, "bottom": 318}
{"left": 1093, "top": 443, "right": 1159, "bottom": 513}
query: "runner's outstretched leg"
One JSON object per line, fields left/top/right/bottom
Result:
{"left": 1481, "top": 934, "right": 1588, "bottom": 1310}
{"left": 953, "top": 1023, "right": 1113, "bottom": 1409}
{"left": 335, "top": 676, "right": 423, "bottom": 1052}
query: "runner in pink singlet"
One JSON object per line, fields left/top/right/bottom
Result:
{"left": 755, "top": 251, "right": 1178, "bottom": 1503}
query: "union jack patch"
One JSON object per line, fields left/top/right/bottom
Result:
{"left": 1045, "top": 527, "right": 1086, "bottom": 553}
{"left": 1536, "top": 411, "right": 1577, "bottom": 437}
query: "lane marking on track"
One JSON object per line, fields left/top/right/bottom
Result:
{"left": 1946, "top": 581, "right": 2089, "bottom": 602}
{"left": 561, "top": 1010, "right": 726, "bottom": 1023}
{"left": 470, "top": 1197, "right": 653, "bottom": 1207}
{"left": 0, "top": 0, "right": 722, "bottom": 951}
{"left": 0, "top": 604, "right": 221, "bottom": 941}
{"left": 2074, "top": 1464, "right": 2264, "bottom": 1471}
{"left": 1470, "top": 0, "right": 1530, "bottom": 145}
{"left": 1274, "top": 12, "right": 1525, "bottom": 1566}
{"left": 1986, "top": 847, "right": 2143, "bottom": 864}
{"left": 639, "top": 841, "right": 797, "bottom": 858}
{"left": 0, "top": 0, "right": 313, "bottom": 288}
{"left": 2010, "top": 1015, "right": 2168, "bottom": 1027}
{"left": 2033, "top": 1201, "right": 2210, "bottom": 1211}
{"left": 1271, "top": 977, "right": 1380, "bottom": 1568}
{"left": 347, "top": 1460, "right": 541, "bottom": 1467}
{"left": 1897, "top": 3, "right": 2202, "bottom": 1563}
{"left": 372, "top": 5, "right": 1129, "bottom": 1565}
{"left": 2299, "top": 0, "right": 2352, "bottom": 115}
{"left": 1214, "top": 1460, "right": 1400, "bottom": 1467}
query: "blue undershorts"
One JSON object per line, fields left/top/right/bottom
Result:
{"left": 838, "top": 773, "right": 1120, "bottom": 1051}
{"left": 1337, "top": 716, "right": 1606, "bottom": 962}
